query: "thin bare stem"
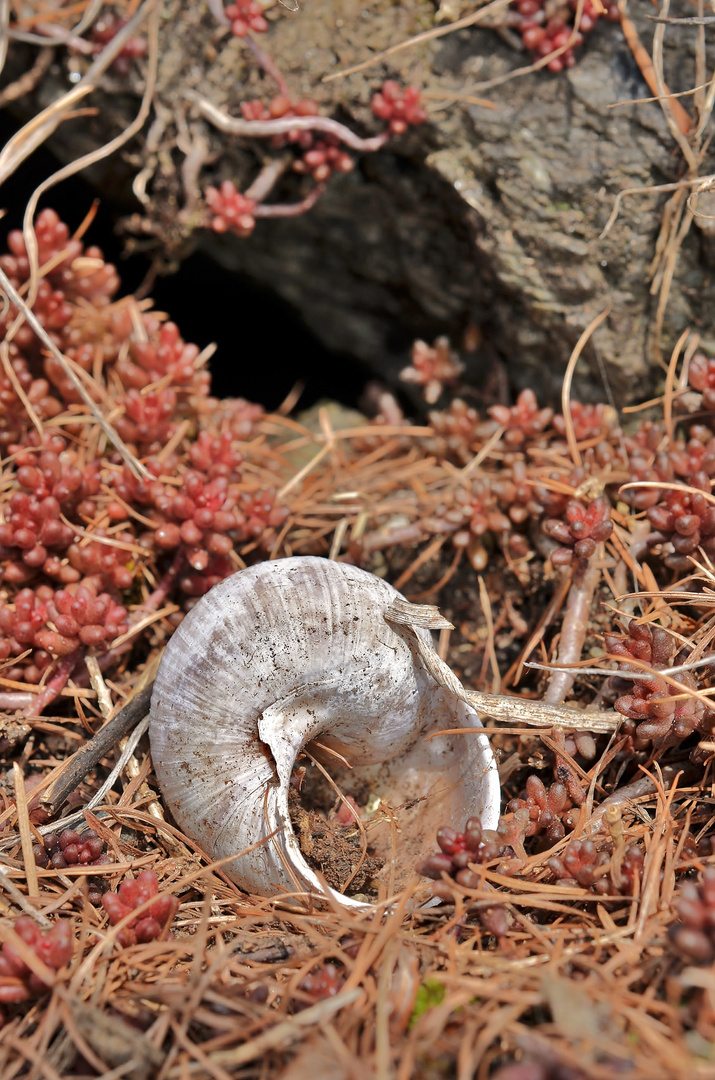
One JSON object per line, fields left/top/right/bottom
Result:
{"left": 39, "top": 684, "right": 154, "bottom": 817}
{"left": 0, "top": 1, "right": 155, "bottom": 190}
{"left": 387, "top": 602, "right": 620, "bottom": 732}
{"left": 184, "top": 90, "right": 391, "bottom": 152}
{"left": 543, "top": 556, "right": 601, "bottom": 706}
{"left": 22, "top": 649, "right": 82, "bottom": 718}
{"left": 253, "top": 185, "right": 326, "bottom": 218}
{"left": 245, "top": 157, "right": 290, "bottom": 202}
{"left": 561, "top": 307, "right": 611, "bottom": 468}
{"left": 323, "top": 0, "right": 510, "bottom": 82}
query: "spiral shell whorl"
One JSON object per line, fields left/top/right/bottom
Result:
{"left": 149, "top": 556, "right": 499, "bottom": 904}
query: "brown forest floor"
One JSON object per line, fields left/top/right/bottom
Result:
{"left": 3, "top": 3, "right": 715, "bottom": 1080}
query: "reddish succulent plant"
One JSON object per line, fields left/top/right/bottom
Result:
{"left": 422, "top": 476, "right": 520, "bottom": 569}
{"left": 688, "top": 352, "right": 715, "bottom": 411}
{"left": 33, "top": 828, "right": 110, "bottom": 906}
{"left": 553, "top": 401, "right": 615, "bottom": 443}
{"left": 225, "top": 0, "right": 268, "bottom": 36}
{"left": 605, "top": 620, "right": 715, "bottom": 745}
{"left": 102, "top": 869, "right": 179, "bottom": 947}
{"left": 416, "top": 817, "right": 515, "bottom": 935}
{"left": 416, "top": 816, "right": 517, "bottom": 891}
{"left": 489, "top": 389, "right": 553, "bottom": 447}
{"left": 0, "top": 582, "right": 127, "bottom": 680}
{"left": 427, "top": 398, "right": 493, "bottom": 465}
{"left": 0, "top": 917, "right": 73, "bottom": 1023}
{"left": 298, "top": 963, "right": 344, "bottom": 1000}
{"left": 371, "top": 80, "right": 428, "bottom": 135}
{"left": 400, "top": 337, "right": 464, "bottom": 404}
{"left": 507, "top": 0, "right": 619, "bottom": 73}
{"left": 201, "top": 77, "right": 425, "bottom": 239}
{"left": 541, "top": 495, "right": 613, "bottom": 565}
{"left": 670, "top": 868, "right": 715, "bottom": 963}
{"left": 293, "top": 138, "right": 354, "bottom": 183}
{"left": 90, "top": 14, "right": 147, "bottom": 74}
{"left": 547, "top": 837, "right": 643, "bottom": 895}
{"left": 33, "top": 828, "right": 108, "bottom": 871}
{"left": 205, "top": 181, "right": 257, "bottom": 236}
{"left": 0, "top": 210, "right": 289, "bottom": 704}
{"left": 242, "top": 94, "right": 320, "bottom": 144}
{"left": 645, "top": 475, "right": 715, "bottom": 571}
{"left": 507, "top": 774, "right": 576, "bottom": 847}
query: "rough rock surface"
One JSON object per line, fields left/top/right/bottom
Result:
{"left": 4, "top": 0, "right": 714, "bottom": 403}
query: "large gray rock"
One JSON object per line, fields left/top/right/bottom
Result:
{"left": 194, "top": 4, "right": 711, "bottom": 402}
{"left": 4, "top": 0, "right": 710, "bottom": 402}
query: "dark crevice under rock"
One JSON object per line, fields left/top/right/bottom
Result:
{"left": 2, "top": 0, "right": 714, "bottom": 405}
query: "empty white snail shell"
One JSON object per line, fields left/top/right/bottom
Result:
{"left": 149, "top": 556, "right": 499, "bottom": 907}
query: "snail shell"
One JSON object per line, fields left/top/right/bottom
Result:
{"left": 149, "top": 556, "right": 499, "bottom": 907}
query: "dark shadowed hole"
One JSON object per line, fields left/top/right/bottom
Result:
{"left": 148, "top": 252, "right": 372, "bottom": 411}
{"left": 0, "top": 123, "right": 373, "bottom": 413}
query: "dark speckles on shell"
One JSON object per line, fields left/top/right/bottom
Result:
{"left": 148, "top": 556, "right": 499, "bottom": 907}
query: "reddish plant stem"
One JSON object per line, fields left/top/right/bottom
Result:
{"left": 95, "top": 550, "right": 186, "bottom": 675}
{"left": 204, "top": 0, "right": 293, "bottom": 96}
{"left": 185, "top": 90, "right": 391, "bottom": 152}
{"left": 22, "top": 648, "right": 82, "bottom": 718}
{"left": 245, "top": 157, "right": 290, "bottom": 202}
{"left": 0, "top": 692, "right": 34, "bottom": 711}
{"left": 243, "top": 33, "right": 291, "bottom": 98}
{"left": 137, "top": 550, "right": 185, "bottom": 616}
{"left": 253, "top": 184, "right": 326, "bottom": 218}
{"left": 544, "top": 555, "right": 601, "bottom": 707}
{"left": 206, "top": 0, "right": 230, "bottom": 26}
{"left": 588, "top": 760, "right": 698, "bottom": 829}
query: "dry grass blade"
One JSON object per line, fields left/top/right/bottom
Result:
{"left": 0, "top": 266, "right": 148, "bottom": 479}
{"left": 12, "top": 763, "right": 39, "bottom": 899}
{"left": 651, "top": 0, "right": 696, "bottom": 159}
{"left": 182, "top": 988, "right": 363, "bottom": 1072}
{"left": 0, "top": 1, "right": 155, "bottom": 192}
{"left": 619, "top": 0, "right": 692, "bottom": 136}
{"left": 38, "top": 684, "right": 154, "bottom": 817}
{"left": 561, "top": 307, "right": 610, "bottom": 468}
{"left": 0, "top": 340, "right": 43, "bottom": 438}
{"left": 21, "top": 0, "right": 160, "bottom": 307}
{"left": 2, "top": 6, "right": 715, "bottom": 1077}
{"left": 322, "top": 0, "right": 511, "bottom": 82}
{"left": 0, "top": 0, "right": 8, "bottom": 80}
{"left": 0, "top": 84, "right": 93, "bottom": 187}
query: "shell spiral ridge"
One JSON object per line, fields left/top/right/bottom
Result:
{"left": 149, "top": 556, "right": 499, "bottom": 904}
